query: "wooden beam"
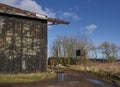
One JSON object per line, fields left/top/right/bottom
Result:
{"left": 47, "top": 17, "right": 70, "bottom": 25}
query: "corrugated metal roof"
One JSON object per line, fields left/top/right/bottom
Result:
{"left": 0, "top": 3, "right": 69, "bottom": 25}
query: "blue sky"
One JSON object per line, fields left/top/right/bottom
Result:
{"left": 0, "top": 0, "right": 120, "bottom": 57}
{"left": 35, "top": 0, "right": 120, "bottom": 44}
{"left": 38, "top": 0, "right": 120, "bottom": 56}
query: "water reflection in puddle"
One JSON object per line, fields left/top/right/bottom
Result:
{"left": 86, "top": 79, "right": 113, "bottom": 87}
{"left": 57, "top": 73, "right": 65, "bottom": 81}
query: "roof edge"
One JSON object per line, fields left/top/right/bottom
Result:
{"left": 0, "top": 3, "right": 70, "bottom": 25}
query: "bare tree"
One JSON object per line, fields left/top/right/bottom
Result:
{"left": 50, "top": 37, "right": 63, "bottom": 65}
{"left": 89, "top": 43, "right": 98, "bottom": 60}
{"left": 50, "top": 34, "right": 93, "bottom": 65}
{"left": 99, "top": 42, "right": 119, "bottom": 62}
{"left": 110, "top": 43, "right": 118, "bottom": 61}
{"left": 78, "top": 35, "right": 94, "bottom": 63}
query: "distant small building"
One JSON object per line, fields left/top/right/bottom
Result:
{"left": 0, "top": 3, "right": 69, "bottom": 73}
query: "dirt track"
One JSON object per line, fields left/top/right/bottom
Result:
{"left": 0, "top": 69, "right": 119, "bottom": 87}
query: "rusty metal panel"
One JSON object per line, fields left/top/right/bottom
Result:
{"left": 0, "top": 14, "right": 47, "bottom": 73}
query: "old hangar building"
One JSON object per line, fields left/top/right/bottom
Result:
{"left": 0, "top": 3, "right": 69, "bottom": 73}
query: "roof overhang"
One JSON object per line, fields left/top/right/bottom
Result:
{"left": 0, "top": 3, "right": 70, "bottom": 25}
{"left": 47, "top": 17, "right": 70, "bottom": 25}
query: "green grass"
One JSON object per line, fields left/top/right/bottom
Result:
{"left": 0, "top": 71, "right": 56, "bottom": 83}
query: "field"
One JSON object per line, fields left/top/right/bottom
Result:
{"left": 70, "top": 61, "right": 120, "bottom": 81}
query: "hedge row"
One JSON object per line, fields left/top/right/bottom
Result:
{"left": 48, "top": 57, "right": 76, "bottom": 66}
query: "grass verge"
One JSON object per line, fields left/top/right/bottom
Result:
{"left": 0, "top": 71, "right": 56, "bottom": 83}
{"left": 69, "top": 62, "right": 120, "bottom": 82}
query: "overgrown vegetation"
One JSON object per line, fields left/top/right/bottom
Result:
{"left": 50, "top": 35, "right": 120, "bottom": 63}
{"left": 48, "top": 57, "right": 76, "bottom": 66}
{"left": 50, "top": 35, "right": 92, "bottom": 63}
{"left": 69, "top": 62, "right": 120, "bottom": 81}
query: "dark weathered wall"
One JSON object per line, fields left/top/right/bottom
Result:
{"left": 0, "top": 13, "right": 47, "bottom": 73}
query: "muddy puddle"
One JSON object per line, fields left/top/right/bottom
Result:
{"left": 86, "top": 79, "right": 113, "bottom": 87}
{"left": 57, "top": 72, "right": 65, "bottom": 81}
{"left": 56, "top": 72, "right": 115, "bottom": 87}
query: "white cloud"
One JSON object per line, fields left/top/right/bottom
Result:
{"left": 19, "top": 0, "right": 44, "bottom": 13}
{"left": 63, "top": 12, "right": 80, "bottom": 21}
{"left": 0, "top": 0, "right": 56, "bottom": 18}
{"left": 44, "top": 8, "right": 56, "bottom": 18}
{"left": 0, "top": 0, "right": 17, "bottom": 6}
{"left": 86, "top": 24, "right": 97, "bottom": 33}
